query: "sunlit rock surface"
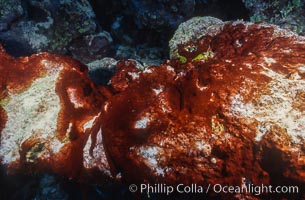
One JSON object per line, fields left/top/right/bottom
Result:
{"left": 169, "top": 16, "right": 224, "bottom": 59}
{"left": 0, "top": 45, "right": 111, "bottom": 180}
{"left": 97, "top": 20, "right": 305, "bottom": 198}
{"left": 1, "top": 18, "right": 305, "bottom": 199}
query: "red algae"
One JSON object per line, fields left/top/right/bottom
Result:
{"left": 1, "top": 19, "right": 305, "bottom": 199}
{"left": 98, "top": 21, "right": 305, "bottom": 193}
{"left": 0, "top": 45, "right": 110, "bottom": 180}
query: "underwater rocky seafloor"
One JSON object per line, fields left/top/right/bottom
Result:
{"left": 1, "top": 1, "right": 305, "bottom": 200}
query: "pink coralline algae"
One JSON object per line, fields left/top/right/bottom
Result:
{"left": 1, "top": 19, "right": 305, "bottom": 199}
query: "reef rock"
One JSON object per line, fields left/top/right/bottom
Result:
{"left": 0, "top": 45, "right": 111, "bottom": 181}
{"left": 0, "top": 0, "right": 97, "bottom": 57}
{"left": 0, "top": 0, "right": 23, "bottom": 31}
{"left": 87, "top": 57, "right": 118, "bottom": 85}
{"left": 114, "top": 44, "right": 166, "bottom": 67}
{"left": 1, "top": 18, "right": 305, "bottom": 199}
{"left": 69, "top": 31, "right": 113, "bottom": 64}
{"left": 97, "top": 20, "right": 305, "bottom": 198}
{"left": 169, "top": 16, "right": 224, "bottom": 59}
{"left": 243, "top": 0, "right": 305, "bottom": 35}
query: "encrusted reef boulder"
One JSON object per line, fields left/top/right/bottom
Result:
{"left": 97, "top": 20, "right": 305, "bottom": 198}
{"left": 0, "top": 45, "right": 111, "bottom": 181}
{"left": 169, "top": 16, "right": 224, "bottom": 59}
{"left": 1, "top": 17, "right": 305, "bottom": 199}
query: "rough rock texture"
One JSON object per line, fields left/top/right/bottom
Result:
{"left": 0, "top": 0, "right": 103, "bottom": 59}
{"left": 0, "top": 0, "right": 251, "bottom": 66}
{"left": 97, "top": 21, "right": 305, "bottom": 198}
{"left": 91, "top": 0, "right": 248, "bottom": 35}
{"left": 128, "top": 0, "right": 194, "bottom": 30}
{"left": 0, "top": 45, "right": 111, "bottom": 181}
{"left": 0, "top": 0, "right": 23, "bottom": 31}
{"left": 87, "top": 57, "right": 118, "bottom": 85}
{"left": 69, "top": 31, "right": 113, "bottom": 64}
{"left": 1, "top": 18, "right": 305, "bottom": 199}
{"left": 169, "top": 16, "right": 225, "bottom": 59}
{"left": 114, "top": 44, "right": 166, "bottom": 66}
{"left": 243, "top": 0, "right": 305, "bottom": 35}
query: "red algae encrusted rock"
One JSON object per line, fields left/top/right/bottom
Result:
{"left": 1, "top": 17, "right": 305, "bottom": 199}
{"left": 97, "top": 20, "right": 305, "bottom": 195}
{"left": 0, "top": 45, "right": 111, "bottom": 180}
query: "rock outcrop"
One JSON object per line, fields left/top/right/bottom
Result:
{"left": 243, "top": 0, "right": 305, "bottom": 35}
{"left": 0, "top": 45, "right": 111, "bottom": 181}
{"left": 99, "top": 20, "right": 305, "bottom": 198}
{"left": 1, "top": 18, "right": 305, "bottom": 199}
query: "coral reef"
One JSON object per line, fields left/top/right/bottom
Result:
{"left": 68, "top": 31, "right": 113, "bottom": 64}
{"left": 243, "top": 0, "right": 305, "bottom": 35}
{"left": 0, "top": 0, "right": 106, "bottom": 63}
{"left": 0, "top": 0, "right": 250, "bottom": 66}
{"left": 0, "top": 45, "right": 111, "bottom": 181}
{"left": 1, "top": 16, "right": 305, "bottom": 199}
{"left": 97, "top": 20, "right": 305, "bottom": 198}
{"left": 169, "top": 16, "right": 224, "bottom": 59}
{"left": 114, "top": 44, "right": 166, "bottom": 66}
